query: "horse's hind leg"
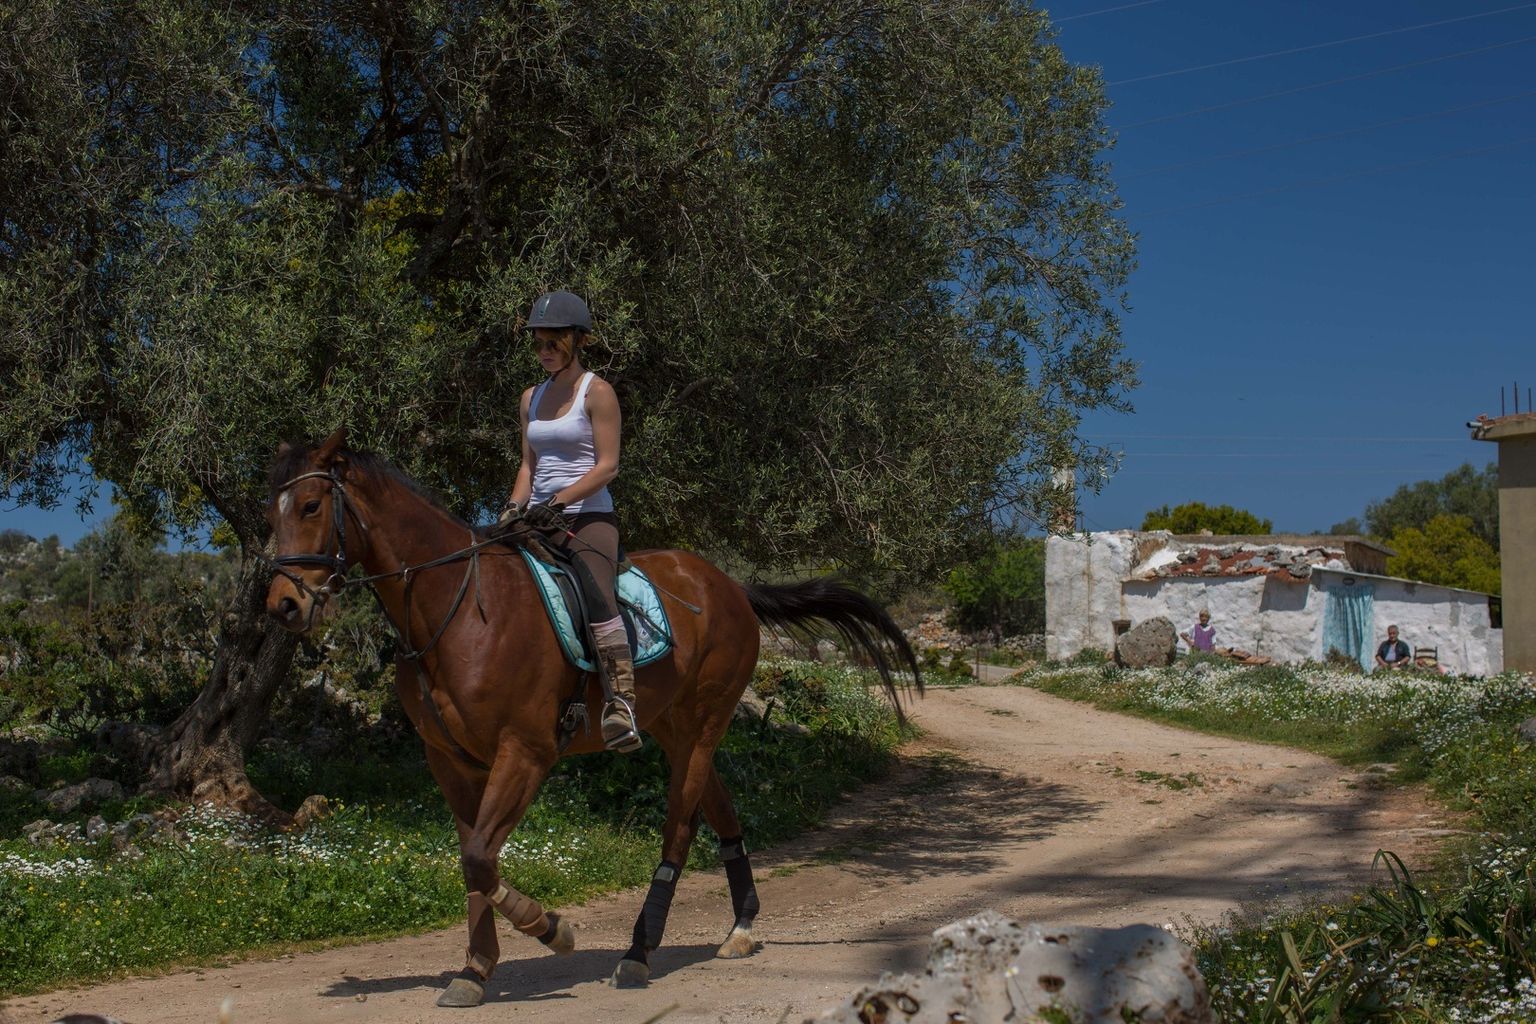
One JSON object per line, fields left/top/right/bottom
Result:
{"left": 612, "top": 736, "right": 719, "bottom": 988}
{"left": 700, "top": 765, "right": 760, "bottom": 959}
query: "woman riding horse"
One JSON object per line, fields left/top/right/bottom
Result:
{"left": 495, "top": 290, "right": 639, "bottom": 753}
{"left": 265, "top": 429, "right": 920, "bottom": 1007}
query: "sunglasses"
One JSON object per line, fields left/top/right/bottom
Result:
{"left": 529, "top": 336, "right": 565, "bottom": 352}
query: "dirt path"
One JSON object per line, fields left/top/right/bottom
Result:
{"left": 3, "top": 678, "right": 1449, "bottom": 1024}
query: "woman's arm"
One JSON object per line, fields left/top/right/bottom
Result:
{"left": 549, "top": 377, "right": 620, "bottom": 506}
{"left": 508, "top": 387, "right": 536, "bottom": 508}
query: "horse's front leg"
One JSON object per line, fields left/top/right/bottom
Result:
{"left": 436, "top": 742, "right": 575, "bottom": 1009}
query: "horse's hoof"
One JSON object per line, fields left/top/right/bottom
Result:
{"left": 542, "top": 912, "right": 576, "bottom": 956}
{"left": 716, "top": 925, "right": 757, "bottom": 959}
{"left": 610, "top": 958, "right": 650, "bottom": 988}
{"left": 436, "top": 977, "right": 485, "bottom": 1008}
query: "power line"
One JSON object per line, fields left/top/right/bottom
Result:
{"left": 1137, "top": 134, "right": 1536, "bottom": 218}
{"left": 1056, "top": 0, "right": 1169, "bottom": 24}
{"left": 1122, "top": 89, "right": 1536, "bottom": 179}
{"left": 1119, "top": 35, "right": 1536, "bottom": 129}
{"left": 1109, "top": 2, "right": 1536, "bottom": 86}
{"left": 1120, "top": 451, "right": 1471, "bottom": 458}
{"left": 1100, "top": 436, "right": 1465, "bottom": 444}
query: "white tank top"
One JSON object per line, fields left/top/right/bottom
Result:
{"left": 526, "top": 372, "right": 613, "bottom": 514}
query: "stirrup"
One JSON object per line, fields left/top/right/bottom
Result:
{"left": 602, "top": 696, "right": 642, "bottom": 753}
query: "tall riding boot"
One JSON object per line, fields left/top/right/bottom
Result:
{"left": 596, "top": 631, "right": 641, "bottom": 753}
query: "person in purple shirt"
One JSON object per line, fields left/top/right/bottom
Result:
{"left": 1181, "top": 610, "right": 1216, "bottom": 652}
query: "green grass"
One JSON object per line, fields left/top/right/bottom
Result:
{"left": 0, "top": 658, "right": 900, "bottom": 997}
{"left": 1020, "top": 660, "right": 1536, "bottom": 1021}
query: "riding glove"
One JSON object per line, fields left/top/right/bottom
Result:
{"left": 523, "top": 501, "right": 569, "bottom": 530}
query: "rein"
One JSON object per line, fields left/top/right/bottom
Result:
{"left": 270, "top": 468, "right": 502, "bottom": 771}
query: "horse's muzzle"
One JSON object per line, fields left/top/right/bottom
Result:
{"left": 267, "top": 592, "right": 313, "bottom": 632}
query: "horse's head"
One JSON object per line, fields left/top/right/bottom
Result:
{"left": 265, "top": 426, "right": 366, "bottom": 633}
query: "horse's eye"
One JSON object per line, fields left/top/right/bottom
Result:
{"left": 301, "top": 499, "right": 322, "bottom": 517}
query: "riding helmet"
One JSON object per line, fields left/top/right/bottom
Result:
{"left": 525, "top": 290, "right": 592, "bottom": 332}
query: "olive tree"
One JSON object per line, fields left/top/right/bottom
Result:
{"left": 1, "top": 0, "right": 1135, "bottom": 817}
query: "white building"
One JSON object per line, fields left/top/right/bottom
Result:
{"left": 1046, "top": 531, "right": 1503, "bottom": 675}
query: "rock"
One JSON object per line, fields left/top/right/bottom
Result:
{"left": 292, "top": 794, "right": 333, "bottom": 831}
{"left": 85, "top": 815, "right": 109, "bottom": 841}
{"left": 25, "top": 818, "right": 85, "bottom": 846}
{"left": 110, "top": 813, "right": 172, "bottom": 850}
{"left": 1116, "top": 618, "right": 1177, "bottom": 668}
{"left": 807, "top": 910, "right": 1212, "bottom": 1023}
{"left": 0, "top": 773, "right": 31, "bottom": 794}
{"left": 1518, "top": 717, "right": 1536, "bottom": 745}
{"left": 93, "top": 721, "right": 161, "bottom": 767}
{"left": 734, "top": 688, "right": 769, "bottom": 722}
{"left": 41, "top": 778, "right": 125, "bottom": 815}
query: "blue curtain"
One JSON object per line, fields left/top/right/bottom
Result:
{"left": 1322, "top": 582, "right": 1376, "bottom": 670}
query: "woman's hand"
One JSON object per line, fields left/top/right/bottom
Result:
{"left": 523, "top": 501, "right": 569, "bottom": 530}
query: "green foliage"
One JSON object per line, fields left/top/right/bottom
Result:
{"left": 942, "top": 536, "right": 1046, "bottom": 638}
{"left": 0, "top": 659, "right": 900, "bottom": 995}
{"left": 1140, "top": 501, "right": 1272, "bottom": 535}
{"left": 0, "top": 0, "right": 1135, "bottom": 587}
{"left": 1365, "top": 462, "right": 1499, "bottom": 548}
{"left": 1386, "top": 513, "right": 1501, "bottom": 594}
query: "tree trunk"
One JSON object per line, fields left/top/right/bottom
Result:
{"left": 149, "top": 548, "right": 300, "bottom": 828}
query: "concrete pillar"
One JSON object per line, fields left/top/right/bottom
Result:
{"left": 1474, "top": 413, "right": 1536, "bottom": 672}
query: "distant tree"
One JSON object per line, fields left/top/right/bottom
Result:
{"left": 1366, "top": 463, "right": 1498, "bottom": 547}
{"left": 942, "top": 536, "right": 1046, "bottom": 639}
{"left": 1327, "top": 517, "right": 1363, "bottom": 536}
{"left": 0, "top": 529, "right": 32, "bottom": 555}
{"left": 1141, "top": 502, "right": 1272, "bottom": 535}
{"left": 1385, "top": 514, "right": 1500, "bottom": 594}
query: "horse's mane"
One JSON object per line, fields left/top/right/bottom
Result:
{"left": 267, "top": 443, "right": 470, "bottom": 527}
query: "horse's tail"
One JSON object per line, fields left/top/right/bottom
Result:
{"left": 741, "top": 577, "right": 923, "bottom": 719}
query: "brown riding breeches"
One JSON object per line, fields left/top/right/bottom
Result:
{"left": 558, "top": 511, "right": 619, "bottom": 622}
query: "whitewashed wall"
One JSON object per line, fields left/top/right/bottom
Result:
{"left": 1046, "top": 533, "right": 1503, "bottom": 674}
{"left": 1045, "top": 532, "right": 1138, "bottom": 660}
{"left": 1310, "top": 568, "right": 1502, "bottom": 676}
{"left": 1122, "top": 575, "right": 1318, "bottom": 663}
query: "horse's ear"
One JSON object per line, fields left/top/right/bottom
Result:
{"left": 316, "top": 426, "right": 347, "bottom": 465}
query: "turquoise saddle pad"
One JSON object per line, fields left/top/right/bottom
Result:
{"left": 519, "top": 549, "right": 674, "bottom": 673}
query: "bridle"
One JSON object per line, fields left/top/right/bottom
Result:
{"left": 269, "top": 468, "right": 368, "bottom": 632}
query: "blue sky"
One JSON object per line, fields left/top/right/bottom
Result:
{"left": 1059, "top": 0, "right": 1534, "bottom": 532}
{"left": 4, "top": 1, "right": 1533, "bottom": 546}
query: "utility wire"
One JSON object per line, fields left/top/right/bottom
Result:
{"left": 1120, "top": 452, "right": 1471, "bottom": 458}
{"left": 1123, "top": 89, "right": 1536, "bottom": 178}
{"left": 1056, "top": 0, "right": 1169, "bottom": 23}
{"left": 1109, "top": 2, "right": 1536, "bottom": 86}
{"left": 1137, "top": 134, "right": 1536, "bottom": 218}
{"left": 1119, "top": 35, "right": 1536, "bottom": 128}
{"left": 1086, "top": 434, "right": 1475, "bottom": 442}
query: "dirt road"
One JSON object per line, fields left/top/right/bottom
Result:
{"left": 4, "top": 679, "right": 1448, "bottom": 1024}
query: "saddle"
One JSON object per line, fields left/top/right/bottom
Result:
{"left": 518, "top": 548, "right": 674, "bottom": 673}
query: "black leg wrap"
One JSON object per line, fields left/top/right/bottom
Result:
{"left": 720, "top": 836, "right": 760, "bottom": 926}
{"left": 537, "top": 914, "right": 560, "bottom": 946}
{"left": 630, "top": 860, "right": 681, "bottom": 955}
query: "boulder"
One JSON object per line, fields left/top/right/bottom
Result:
{"left": 1116, "top": 617, "right": 1177, "bottom": 668}
{"left": 808, "top": 910, "right": 1212, "bottom": 1023}
{"left": 40, "top": 778, "right": 124, "bottom": 815}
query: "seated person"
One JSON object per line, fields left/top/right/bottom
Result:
{"left": 1374, "top": 625, "right": 1410, "bottom": 670}
{"left": 1180, "top": 610, "right": 1216, "bottom": 652}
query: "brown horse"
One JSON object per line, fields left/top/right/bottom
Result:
{"left": 262, "top": 429, "right": 920, "bottom": 1007}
